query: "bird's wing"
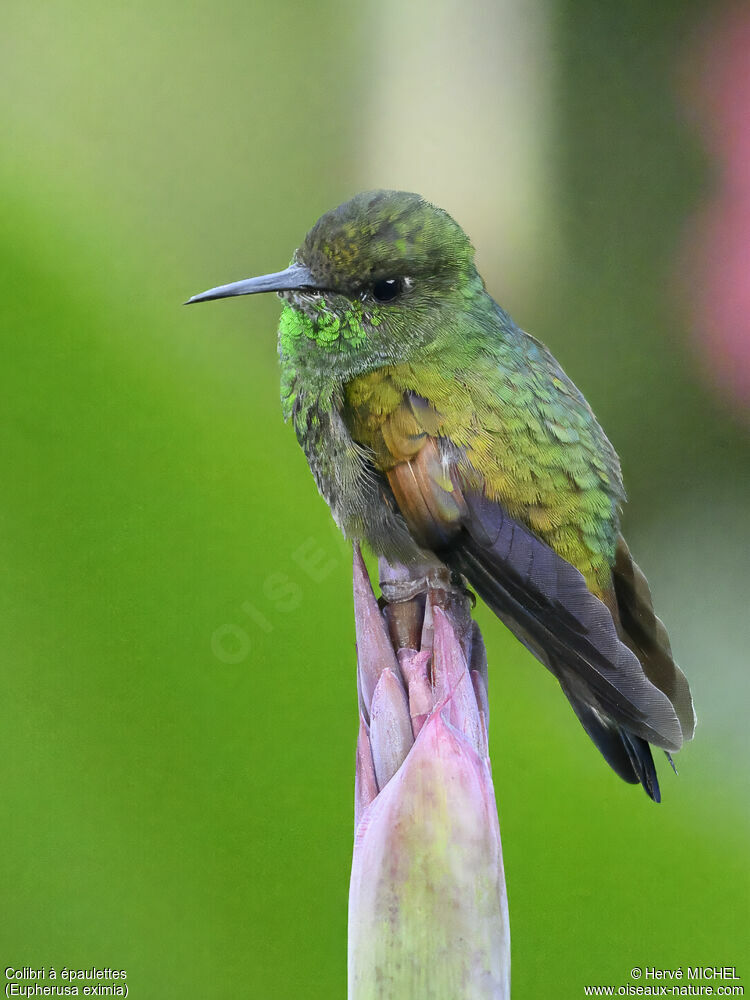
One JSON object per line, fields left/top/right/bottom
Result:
{"left": 354, "top": 389, "right": 694, "bottom": 797}
{"left": 611, "top": 535, "right": 696, "bottom": 741}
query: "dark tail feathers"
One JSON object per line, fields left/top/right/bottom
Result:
{"left": 562, "top": 680, "right": 660, "bottom": 801}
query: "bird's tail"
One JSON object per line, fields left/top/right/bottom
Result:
{"left": 558, "top": 673, "right": 661, "bottom": 801}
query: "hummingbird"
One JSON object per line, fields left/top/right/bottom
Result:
{"left": 187, "top": 190, "right": 695, "bottom": 801}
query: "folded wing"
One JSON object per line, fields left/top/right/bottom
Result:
{"left": 374, "top": 396, "right": 694, "bottom": 800}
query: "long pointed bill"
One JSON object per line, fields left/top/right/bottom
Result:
{"left": 185, "top": 262, "right": 320, "bottom": 304}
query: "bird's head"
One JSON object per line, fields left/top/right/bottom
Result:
{"left": 187, "top": 190, "right": 483, "bottom": 378}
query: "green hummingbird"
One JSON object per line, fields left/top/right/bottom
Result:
{"left": 187, "top": 190, "right": 695, "bottom": 801}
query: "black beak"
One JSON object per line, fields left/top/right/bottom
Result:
{"left": 185, "top": 262, "right": 320, "bottom": 304}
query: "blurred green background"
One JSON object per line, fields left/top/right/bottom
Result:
{"left": 2, "top": 0, "right": 748, "bottom": 997}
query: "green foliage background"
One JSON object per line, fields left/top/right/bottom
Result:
{"left": 1, "top": 1, "right": 747, "bottom": 996}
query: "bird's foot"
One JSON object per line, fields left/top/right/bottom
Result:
{"left": 379, "top": 558, "right": 464, "bottom": 604}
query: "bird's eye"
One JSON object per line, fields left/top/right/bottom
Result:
{"left": 372, "top": 277, "right": 404, "bottom": 302}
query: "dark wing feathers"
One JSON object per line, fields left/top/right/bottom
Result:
{"left": 613, "top": 537, "right": 696, "bottom": 742}
{"left": 447, "top": 490, "right": 684, "bottom": 753}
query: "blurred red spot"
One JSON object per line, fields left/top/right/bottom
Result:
{"left": 683, "top": 5, "right": 750, "bottom": 414}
